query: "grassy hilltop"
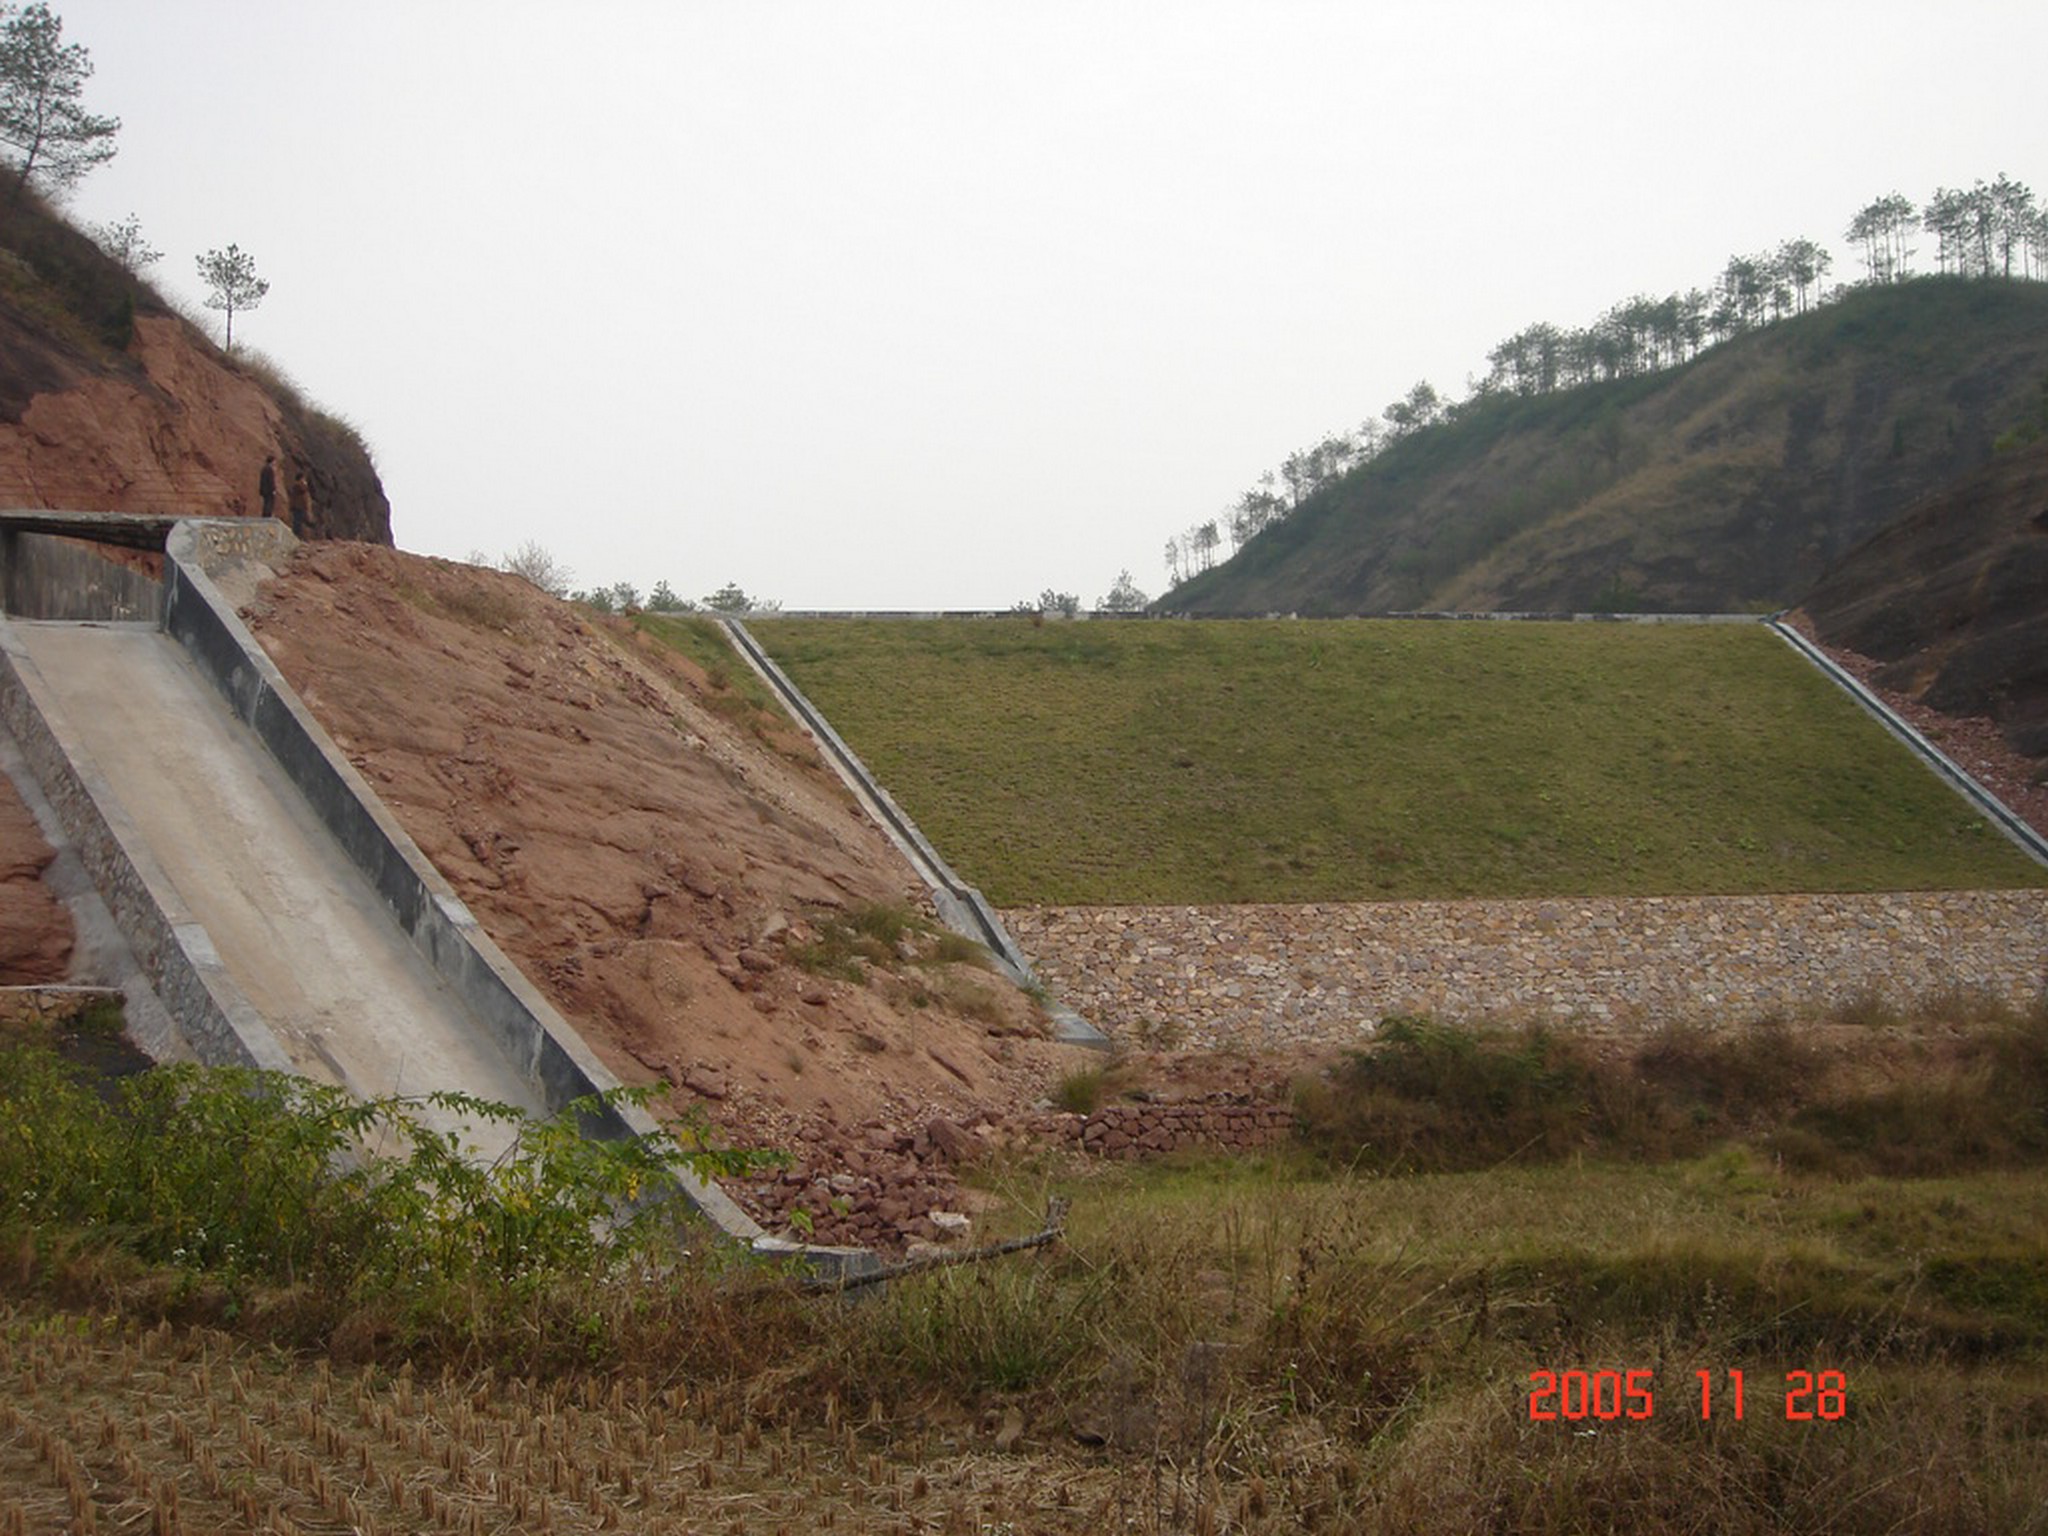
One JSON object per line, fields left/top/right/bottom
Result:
{"left": 1166, "top": 280, "right": 2048, "bottom": 617}
{"left": 749, "top": 617, "right": 2046, "bottom": 906}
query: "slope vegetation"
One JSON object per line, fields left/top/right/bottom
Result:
{"left": 1169, "top": 280, "right": 2048, "bottom": 615}
{"left": 750, "top": 618, "right": 2047, "bottom": 906}
{"left": 1803, "top": 438, "right": 2048, "bottom": 764}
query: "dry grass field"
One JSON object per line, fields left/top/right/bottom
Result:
{"left": 6, "top": 996, "right": 2048, "bottom": 1534}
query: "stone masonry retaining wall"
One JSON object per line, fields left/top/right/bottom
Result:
{"left": 1005, "top": 892, "right": 2048, "bottom": 1050}
{"left": 0, "top": 984, "right": 123, "bottom": 1029}
{"left": 1041, "top": 1095, "right": 1296, "bottom": 1159}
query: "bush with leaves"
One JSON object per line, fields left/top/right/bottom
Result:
{"left": 702, "top": 580, "right": 779, "bottom": 614}
{"left": 0, "top": 1043, "right": 773, "bottom": 1306}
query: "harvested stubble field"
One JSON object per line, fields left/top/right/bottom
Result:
{"left": 7, "top": 998, "right": 2048, "bottom": 1534}
{"left": 0, "top": 1311, "right": 1125, "bottom": 1536}
{"left": 747, "top": 618, "right": 2048, "bottom": 905}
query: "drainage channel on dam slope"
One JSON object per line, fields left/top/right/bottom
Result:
{"left": 9, "top": 618, "right": 544, "bottom": 1157}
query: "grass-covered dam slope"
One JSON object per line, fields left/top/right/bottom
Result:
{"left": 748, "top": 618, "right": 2048, "bottom": 906}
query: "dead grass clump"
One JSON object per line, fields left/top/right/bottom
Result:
{"left": 1297, "top": 1005, "right": 2048, "bottom": 1180}
{"left": 920, "top": 971, "right": 1006, "bottom": 1026}
{"left": 1294, "top": 1017, "right": 1612, "bottom": 1172}
{"left": 387, "top": 572, "right": 524, "bottom": 634}
{"left": 1826, "top": 986, "right": 1905, "bottom": 1030}
{"left": 1633, "top": 1017, "right": 1817, "bottom": 1118}
{"left": 790, "top": 901, "right": 920, "bottom": 981}
{"left": 1357, "top": 1363, "right": 2048, "bottom": 1536}
{"left": 429, "top": 583, "right": 524, "bottom": 633}
{"left": 1771, "top": 1006, "right": 2048, "bottom": 1177}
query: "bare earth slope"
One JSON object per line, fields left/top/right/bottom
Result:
{"left": 245, "top": 544, "right": 1073, "bottom": 1247}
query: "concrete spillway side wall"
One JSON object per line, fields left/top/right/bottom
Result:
{"left": 1767, "top": 620, "right": 2048, "bottom": 869}
{"left": 162, "top": 525, "right": 872, "bottom": 1271}
{"left": 161, "top": 522, "right": 593, "bottom": 1093}
{"left": 0, "top": 617, "right": 294, "bottom": 1074}
{"left": 0, "top": 530, "right": 163, "bottom": 623}
{"left": 720, "top": 617, "right": 1110, "bottom": 1050}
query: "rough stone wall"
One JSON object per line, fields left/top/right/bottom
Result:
{"left": 0, "top": 984, "right": 120, "bottom": 1028}
{"left": 1005, "top": 892, "right": 2048, "bottom": 1049}
{"left": 1036, "top": 1094, "right": 1295, "bottom": 1159}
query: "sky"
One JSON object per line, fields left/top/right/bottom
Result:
{"left": 46, "top": 1, "right": 2048, "bottom": 610}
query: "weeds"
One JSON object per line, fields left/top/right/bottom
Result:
{"left": 1295, "top": 1016, "right": 1609, "bottom": 1172}
{"left": 790, "top": 902, "right": 989, "bottom": 992}
{"left": 855, "top": 1260, "right": 1095, "bottom": 1394}
{"left": 6, "top": 1004, "right": 2048, "bottom": 1530}
{"left": 1055, "top": 1067, "right": 1106, "bottom": 1115}
{"left": 789, "top": 902, "right": 911, "bottom": 981}
{"left": 392, "top": 572, "right": 523, "bottom": 632}
{"left": 1296, "top": 1007, "right": 2048, "bottom": 1181}
{"left": 1774, "top": 1005, "right": 2048, "bottom": 1176}
{"left": 632, "top": 613, "right": 788, "bottom": 740}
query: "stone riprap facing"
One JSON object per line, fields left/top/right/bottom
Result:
{"left": 1004, "top": 893, "right": 2048, "bottom": 1049}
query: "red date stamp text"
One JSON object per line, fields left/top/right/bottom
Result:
{"left": 1527, "top": 1369, "right": 1847, "bottom": 1422}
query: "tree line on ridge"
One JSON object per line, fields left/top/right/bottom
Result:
{"left": 1162, "top": 174, "right": 2047, "bottom": 589}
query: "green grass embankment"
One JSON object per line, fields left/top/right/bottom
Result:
{"left": 749, "top": 618, "right": 2047, "bottom": 905}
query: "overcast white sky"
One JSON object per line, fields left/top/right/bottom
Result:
{"left": 49, "top": 1, "right": 2047, "bottom": 609}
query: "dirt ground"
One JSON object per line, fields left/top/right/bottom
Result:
{"left": 242, "top": 544, "right": 1094, "bottom": 1248}
{"left": 0, "top": 768, "right": 71, "bottom": 984}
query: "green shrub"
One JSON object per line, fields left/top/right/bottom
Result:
{"left": 1295, "top": 1017, "right": 1603, "bottom": 1172}
{"left": 0, "top": 1043, "right": 771, "bottom": 1313}
{"left": 1296, "top": 1007, "right": 2048, "bottom": 1181}
{"left": 1055, "top": 1068, "right": 1104, "bottom": 1115}
{"left": 855, "top": 1260, "right": 1095, "bottom": 1393}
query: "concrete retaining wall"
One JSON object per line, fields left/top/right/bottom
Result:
{"left": 1007, "top": 891, "right": 2048, "bottom": 1049}
{"left": 0, "top": 531, "right": 162, "bottom": 623}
